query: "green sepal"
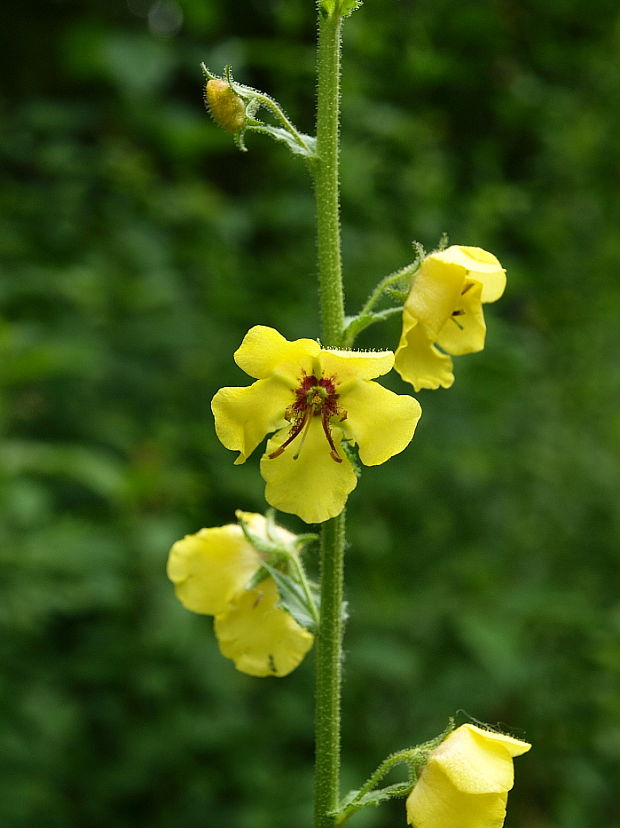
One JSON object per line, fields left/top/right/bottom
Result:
{"left": 340, "top": 439, "right": 362, "bottom": 479}
{"left": 244, "top": 566, "right": 271, "bottom": 591}
{"left": 320, "top": 0, "right": 363, "bottom": 18}
{"left": 339, "top": 0, "right": 363, "bottom": 17}
{"left": 236, "top": 509, "right": 287, "bottom": 562}
{"left": 384, "top": 288, "right": 410, "bottom": 303}
{"left": 260, "top": 561, "right": 320, "bottom": 632}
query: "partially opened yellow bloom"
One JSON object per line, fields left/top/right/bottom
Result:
{"left": 395, "top": 246, "right": 506, "bottom": 391}
{"left": 212, "top": 325, "right": 421, "bottom": 523}
{"left": 167, "top": 513, "right": 314, "bottom": 677}
{"left": 406, "top": 724, "right": 531, "bottom": 828}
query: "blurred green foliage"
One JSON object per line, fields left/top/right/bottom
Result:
{"left": 2, "top": 0, "right": 620, "bottom": 826}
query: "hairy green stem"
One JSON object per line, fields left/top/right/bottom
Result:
{"left": 313, "top": 8, "right": 347, "bottom": 828}
{"left": 359, "top": 260, "right": 420, "bottom": 318}
{"left": 314, "top": 11, "right": 345, "bottom": 348}
{"left": 314, "top": 511, "right": 346, "bottom": 828}
{"left": 250, "top": 91, "right": 313, "bottom": 152}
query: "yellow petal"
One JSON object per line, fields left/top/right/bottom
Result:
{"left": 406, "top": 762, "right": 508, "bottom": 828}
{"left": 260, "top": 418, "right": 358, "bottom": 523}
{"left": 394, "top": 312, "right": 455, "bottom": 391}
{"left": 434, "top": 246, "right": 506, "bottom": 303}
{"left": 340, "top": 380, "right": 421, "bottom": 466}
{"left": 405, "top": 255, "right": 466, "bottom": 338}
{"left": 434, "top": 280, "right": 487, "bottom": 355}
{"left": 466, "top": 725, "right": 531, "bottom": 759}
{"left": 167, "top": 524, "right": 261, "bottom": 615}
{"left": 234, "top": 325, "right": 320, "bottom": 383}
{"left": 211, "top": 378, "right": 292, "bottom": 463}
{"left": 433, "top": 725, "right": 531, "bottom": 794}
{"left": 318, "top": 348, "right": 394, "bottom": 387}
{"left": 214, "top": 577, "right": 314, "bottom": 677}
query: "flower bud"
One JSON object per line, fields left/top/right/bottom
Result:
{"left": 204, "top": 79, "right": 246, "bottom": 133}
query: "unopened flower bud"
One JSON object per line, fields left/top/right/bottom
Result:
{"left": 204, "top": 79, "right": 246, "bottom": 133}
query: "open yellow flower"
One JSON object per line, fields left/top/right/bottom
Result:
{"left": 211, "top": 326, "right": 421, "bottom": 523}
{"left": 394, "top": 246, "right": 506, "bottom": 391}
{"left": 167, "top": 513, "right": 314, "bottom": 677}
{"left": 406, "top": 724, "right": 531, "bottom": 828}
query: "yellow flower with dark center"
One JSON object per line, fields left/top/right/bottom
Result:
{"left": 167, "top": 513, "right": 313, "bottom": 677}
{"left": 406, "top": 724, "right": 531, "bottom": 828}
{"left": 394, "top": 246, "right": 506, "bottom": 391}
{"left": 211, "top": 326, "right": 422, "bottom": 523}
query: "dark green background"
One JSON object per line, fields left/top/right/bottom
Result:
{"left": 2, "top": 1, "right": 619, "bottom": 826}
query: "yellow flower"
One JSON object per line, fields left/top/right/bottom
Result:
{"left": 406, "top": 724, "right": 531, "bottom": 828}
{"left": 167, "top": 513, "right": 314, "bottom": 677}
{"left": 211, "top": 325, "right": 422, "bottom": 523}
{"left": 394, "top": 246, "right": 506, "bottom": 391}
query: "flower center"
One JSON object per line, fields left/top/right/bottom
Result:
{"left": 268, "top": 373, "right": 347, "bottom": 463}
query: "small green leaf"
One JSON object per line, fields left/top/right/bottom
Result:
{"left": 346, "top": 788, "right": 392, "bottom": 809}
{"left": 261, "top": 562, "right": 318, "bottom": 631}
{"left": 334, "top": 782, "right": 411, "bottom": 820}
{"left": 246, "top": 124, "right": 316, "bottom": 158}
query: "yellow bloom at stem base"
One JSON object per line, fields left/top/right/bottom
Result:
{"left": 166, "top": 513, "right": 313, "bottom": 677}
{"left": 211, "top": 325, "right": 422, "bottom": 524}
{"left": 394, "top": 246, "right": 506, "bottom": 391}
{"left": 406, "top": 724, "right": 531, "bottom": 828}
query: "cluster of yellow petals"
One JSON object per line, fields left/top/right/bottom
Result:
{"left": 167, "top": 513, "right": 313, "bottom": 677}
{"left": 212, "top": 326, "right": 422, "bottom": 524}
{"left": 406, "top": 724, "right": 531, "bottom": 828}
{"left": 395, "top": 246, "right": 506, "bottom": 391}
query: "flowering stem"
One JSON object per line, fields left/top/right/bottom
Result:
{"left": 313, "top": 8, "right": 347, "bottom": 828}
{"left": 314, "top": 9, "right": 345, "bottom": 349}
{"left": 314, "top": 510, "right": 346, "bottom": 828}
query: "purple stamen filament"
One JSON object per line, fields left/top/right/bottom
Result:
{"left": 268, "top": 373, "right": 344, "bottom": 463}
